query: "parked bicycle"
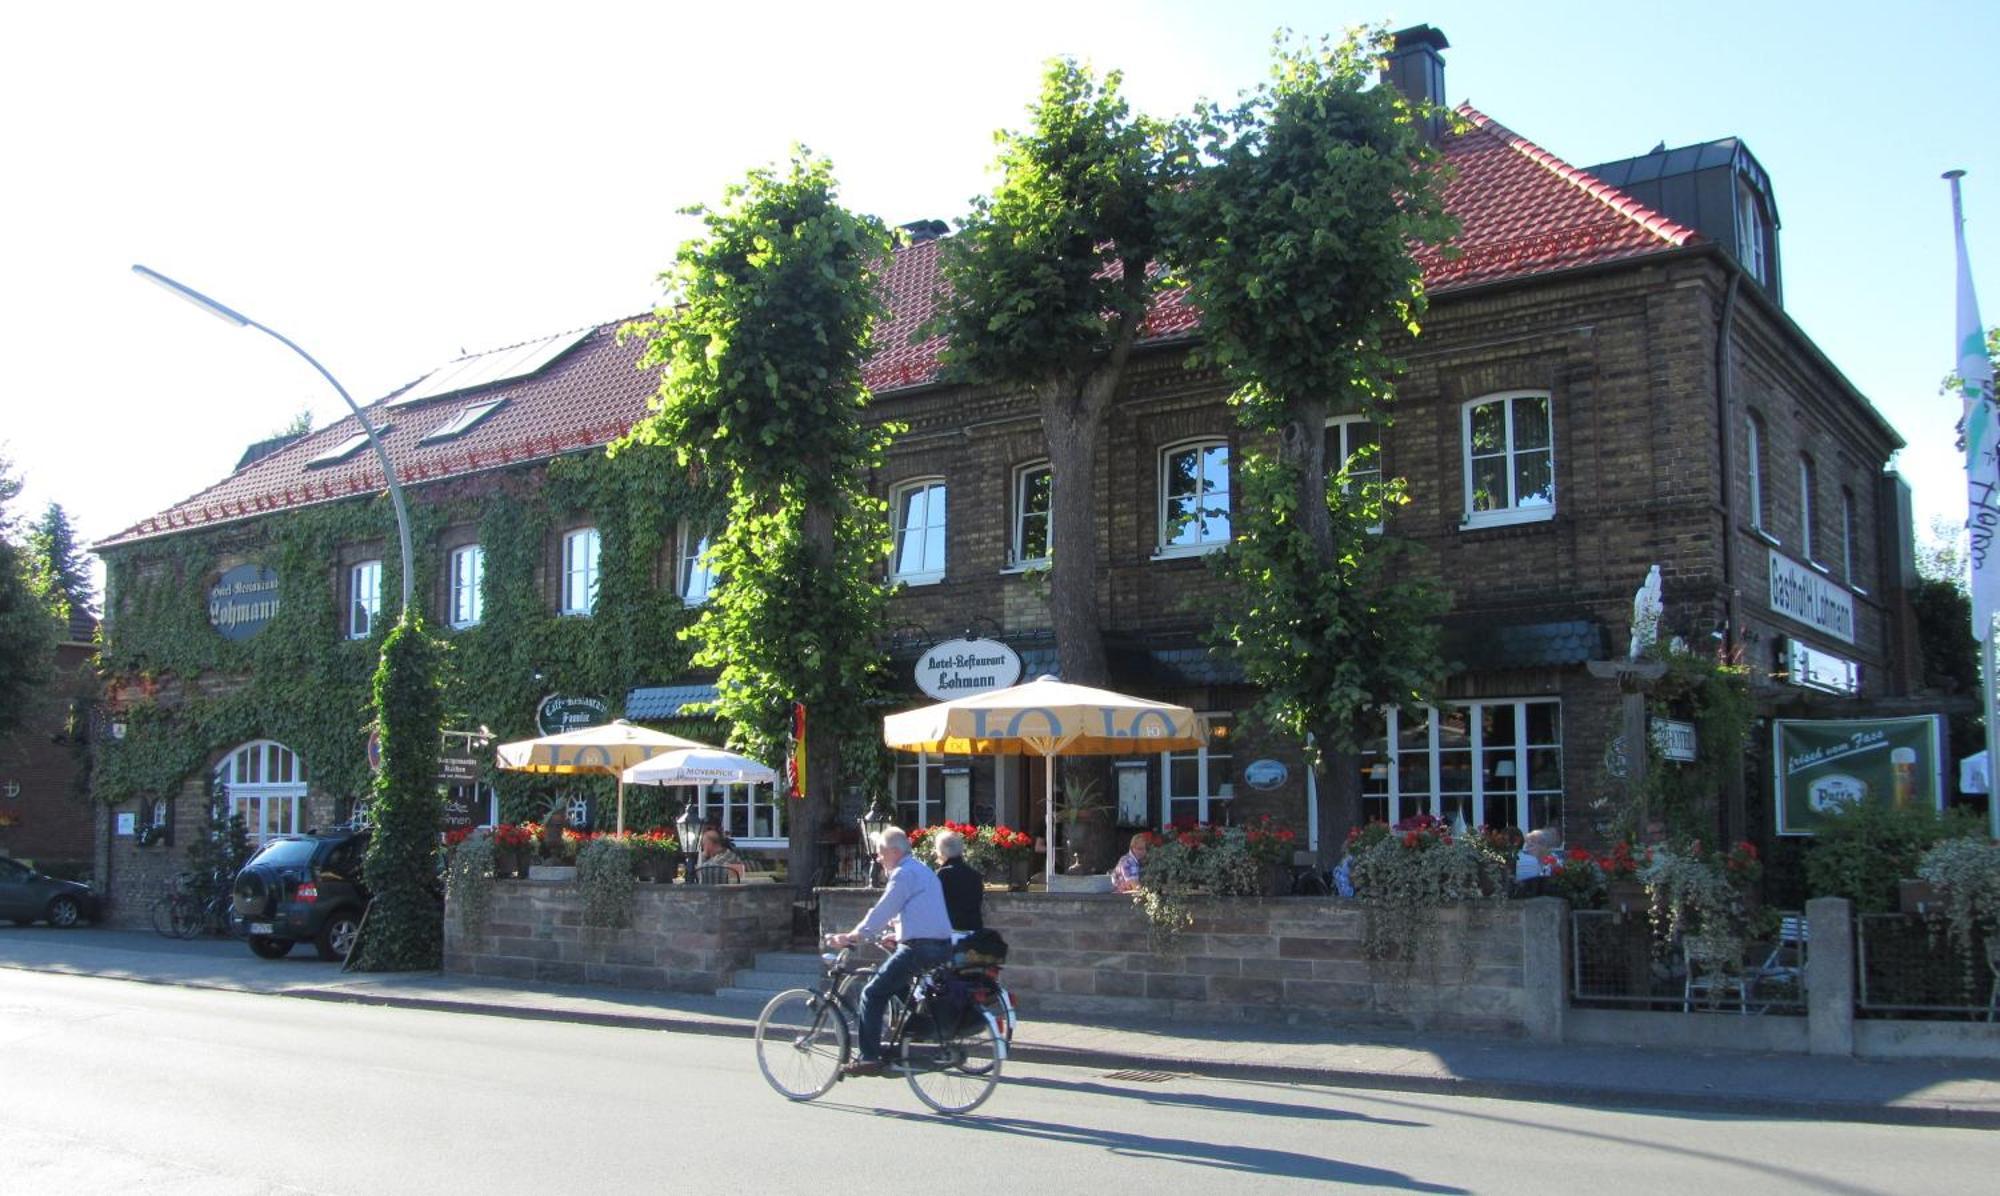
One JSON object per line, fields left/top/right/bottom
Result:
{"left": 149, "top": 874, "right": 242, "bottom": 940}
{"left": 754, "top": 935, "right": 1009, "bottom": 1114}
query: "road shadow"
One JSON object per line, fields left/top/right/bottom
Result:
{"left": 1005, "top": 1073, "right": 1427, "bottom": 1127}
{"left": 822, "top": 1103, "right": 1463, "bottom": 1192}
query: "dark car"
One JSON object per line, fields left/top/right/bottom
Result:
{"left": 0, "top": 856, "right": 101, "bottom": 927}
{"left": 231, "top": 830, "right": 369, "bottom": 961}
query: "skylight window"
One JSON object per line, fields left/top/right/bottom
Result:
{"left": 305, "top": 429, "right": 381, "bottom": 468}
{"left": 421, "top": 400, "right": 506, "bottom": 444}
{"left": 387, "top": 327, "right": 592, "bottom": 408}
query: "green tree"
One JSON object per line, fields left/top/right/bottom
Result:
{"left": 1174, "top": 30, "right": 1458, "bottom": 844}
{"left": 623, "top": 151, "right": 894, "bottom": 889}
{"left": 0, "top": 456, "right": 53, "bottom": 737}
{"left": 350, "top": 618, "right": 446, "bottom": 970}
{"left": 934, "top": 60, "right": 1173, "bottom": 687}
{"left": 26, "top": 501, "right": 93, "bottom": 627}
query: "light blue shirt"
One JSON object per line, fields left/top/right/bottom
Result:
{"left": 853, "top": 854, "right": 954, "bottom": 942}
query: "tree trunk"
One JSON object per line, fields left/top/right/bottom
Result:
{"left": 1279, "top": 395, "right": 1334, "bottom": 561}
{"left": 789, "top": 504, "right": 837, "bottom": 899}
{"left": 1041, "top": 380, "right": 1111, "bottom": 689}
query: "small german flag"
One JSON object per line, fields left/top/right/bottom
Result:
{"left": 786, "top": 702, "right": 807, "bottom": 799}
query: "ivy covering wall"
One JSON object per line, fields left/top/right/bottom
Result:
{"left": 94, "top": 444, "right": 723, "bottom": 822}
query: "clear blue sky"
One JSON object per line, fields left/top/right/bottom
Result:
{"left": 3, "top": 0, "right": 1994, "bottom": 579}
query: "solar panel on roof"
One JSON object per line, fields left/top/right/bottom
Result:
{"left": 420, "top": 399, "right": 506, "bottom": 443}
{"left": 305, "top": 429, "right": 380, "bottom": 468}
{"left": 387, "top": 326, "right": 593, "bottom": 407}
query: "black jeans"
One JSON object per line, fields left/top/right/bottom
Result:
{"left": 857, "top": 939, "right": 952, "bottom": 1061}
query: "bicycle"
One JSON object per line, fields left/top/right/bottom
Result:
{"left": 149, "top": 875, "right": 243, "bottom": 940}
{"left": 754, "top": 936, "right": 1008, "bottom": 1115}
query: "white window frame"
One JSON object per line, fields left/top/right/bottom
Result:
{"left": 1010, "top": 461, "right": 1052, "bottom": 569}
{"left": 1156, "top": 439, "right": 1231, "bottom": 558}
{"left": 561, "top": 527, "right": 600, "bottom": 616}
{"left": 1461, "top": 391, "right": 1555, "bottom": 529}
{"left": 1360, "top": 700, "right": 1563, "bottom": 830}
{"left": 890, "top": 478, "right": 948, "bottom": 585}
{"left": 677, "top": 520, "right": 716, "bottom": 607}
{"left": 214, "top": 739, "right": 309, "bottom": 846}
{"left": 1746, "top": 414, "right": 1768, "bottom": 534}
{"left": 1162, "top": 715, "right": 1233, "bottom": 824}
{"left": 695, "top": 782, "right": 785, "bottom": 848}
{"left": 347, "top": 559, "right": 382, "bottom": 640}
{"left": 1326, "top": 415, "right": 1384, "bottom": 534}
{"left": 448, "top": 544, "right": 485, "bottom": 628}
{"left": 1798, "top": 455, "right": 1818, "bottom": 564}
{"left": 1735, "top": 177, "right": 1769, "bottom": 284}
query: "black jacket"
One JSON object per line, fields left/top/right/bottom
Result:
{"left": 936, "top": 858, "right": 984, "bottom": 932}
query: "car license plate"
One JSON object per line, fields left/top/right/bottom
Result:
{"left": 250, "top": 922, "right": 274, "bottom": 936}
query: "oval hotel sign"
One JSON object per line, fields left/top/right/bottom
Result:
{"left": 537, "top": 694, "right": 609, "bottom": 736}
{"left": 209, "top": 564, "right": 280, "bottom": 640}
{"left": 915, "top": 638, "right": 1023, "bottom": 701}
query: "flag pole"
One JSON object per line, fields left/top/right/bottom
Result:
{"left": 1947, "top": 168, "right": 2000, "bottom": 841}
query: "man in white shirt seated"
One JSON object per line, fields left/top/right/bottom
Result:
{"left": 828, "top": 826, "right": 955, "bottom": 1077}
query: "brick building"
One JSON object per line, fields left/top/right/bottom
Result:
{"left": 91, "top": 28, "right": 1916, "bottom": 915}
{"left": 0, "top": 608, "right": 98, "bottom": 878}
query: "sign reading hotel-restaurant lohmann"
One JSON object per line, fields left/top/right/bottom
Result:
{"left": 915, "top": 638, "right": 1023, "bottom": 702}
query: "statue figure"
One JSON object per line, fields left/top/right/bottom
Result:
{"left": 1629, "top": 565, "right": 1663, "bottom": 659}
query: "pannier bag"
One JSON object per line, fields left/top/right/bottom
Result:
{"left": 952, "top": 927, "right": 1008, "bottom": 966}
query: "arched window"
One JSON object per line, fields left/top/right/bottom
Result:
{"left": 1158, "top": 439, "right": 1231, "bottom": 555}
{"left": 891, "top": 478, "right": 948, "bottom": 584}
{"left": 1461, "top": 391, "right": 1553, "bottom": 528}
{"left": 214, "top": 740, "right": 310, "bottom": 845}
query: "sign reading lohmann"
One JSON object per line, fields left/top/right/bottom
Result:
{"left": 915, "top": 638, "right": 1023, "bottom": 701}
{"left": 1773, "top": 715, "right": 1944, "bottom": 835}
{"left": 208, "top": 564, "right": 280, "bottom": 640}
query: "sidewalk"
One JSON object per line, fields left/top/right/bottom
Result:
{"left": 6, "top": 926, "right": 1999, "bottom": 1128}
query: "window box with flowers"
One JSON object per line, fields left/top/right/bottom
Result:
{"left": 1346, "top": 815, "right": 1512, "bottom": 981}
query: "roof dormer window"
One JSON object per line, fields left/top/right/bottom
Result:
{"left": 421, "top": 399, "right": 506, "bottom": 444}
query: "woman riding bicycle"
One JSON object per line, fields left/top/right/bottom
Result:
{"left": 827, "top": 826, "right": 955, "bottom": 1078}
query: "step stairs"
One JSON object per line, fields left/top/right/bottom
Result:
{"left": 715, "top": 950, "right": 826, "bottom": 1004}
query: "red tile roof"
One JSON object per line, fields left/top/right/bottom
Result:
{"left": 101, "top": 103, "right": 1695, "bottom": 549}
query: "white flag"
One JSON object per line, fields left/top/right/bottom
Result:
{"left": 1951, "top": 172, "right": 1999, "bottom": 640}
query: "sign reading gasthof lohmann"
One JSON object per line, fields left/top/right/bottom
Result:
{"left": 915, "top": 638, "right": 1022, "bottom": 701}
{"left": 1773, "top": 715, "right": 1944, "bottom": 835}
{"left": 1766, "top": 548, "right": 1854, "bottom": 644}
{"left": 208, "top": 564, "right": 280, "bottom": 640}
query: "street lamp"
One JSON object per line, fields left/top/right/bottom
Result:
{"left": 131, "top": 265, "right": 415, "bottom": 619}
{"left": 858, "top": 790, "right": 895, "bottom": 888}
{"left": 675, "top": 799, "right": 706, "bottom": 884}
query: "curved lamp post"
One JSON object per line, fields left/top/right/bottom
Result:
{"left": 131, "top": 265, "right": 414, "bottom": 618}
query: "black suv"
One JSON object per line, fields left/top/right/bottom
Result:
{"left": 231, "top": 830, "right": 369, "bottom": 961}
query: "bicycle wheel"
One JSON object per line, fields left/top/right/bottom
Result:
{"left": 902, "top": 1007, "right": 1002, "bottom": 1115}
{"left": 171, "top": 895, "right": 203, "bottom": 939}
{"left": 956, "top": 986, "right": 1014, "bottom": 1075}
{"left": 216, "top": 899, "right": 246, "bottom": 939}
{"left": 150, "top": 897, "right": 179, "bottom": 939}
{"left": 754, "top": 989, "right": 849, "bottom": 1101}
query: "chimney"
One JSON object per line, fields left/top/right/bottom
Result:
{"left": 1382, "top": 25, "right": 1449, "bottom": 142}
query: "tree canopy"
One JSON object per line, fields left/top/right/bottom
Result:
{"left": 26, "top": 501, "right": 93, "bottom": 628}
{"left": 0, "top": 457, "right": 53, "bottom": 736}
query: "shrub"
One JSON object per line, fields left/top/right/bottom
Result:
{"left": 1803, "top": 802, "right": 1981, "bottom": 913}
{"left": 577, "top": 836, "right": 636, "bottom": 930}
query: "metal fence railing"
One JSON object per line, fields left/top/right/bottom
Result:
{"left": 1854, "top": 914, "right": 1999, "bottom": 1020}
{"left": 1569, "top": 909, "right": 1808, "bottom": 1015}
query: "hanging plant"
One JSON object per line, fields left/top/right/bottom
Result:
{"left": 445, "top": 829, "right": 498, "bottom": 936}
{"left": 577, "top": 835, "right": 636, "bottom": 930}
{"left": 1347, "top": 815, "right": 1510, "bottom": 983}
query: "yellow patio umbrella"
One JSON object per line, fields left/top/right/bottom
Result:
{"left": 494, "top": 719, "right": 711, "bottom": 835}
{"left": 882, "top": 675, "right": 1204, "bottom": 882}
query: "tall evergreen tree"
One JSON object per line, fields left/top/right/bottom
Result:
{"left": 624, "top": 151, "right": 893, "bottom": 889}
{"left": 0, "top": 457, "right": 53, "bottom": 736}
{"left": 26, "top": 501, "right": 93, "bottom": 627}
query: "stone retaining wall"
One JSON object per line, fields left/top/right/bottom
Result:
{"left": 820, "top": 889, "right": 1554, "bottom": 1035}
{"left": 444, "top": 880, "right": 794, "bottom": 993}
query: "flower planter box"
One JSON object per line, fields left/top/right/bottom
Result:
{"left": 1046, "top": 873, "right": 1114, "bottom": 894}
{"left": 528, "top": 865, "right": 577, "bottom": 882}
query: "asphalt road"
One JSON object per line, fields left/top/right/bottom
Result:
{"left": 4, "top": 968, "right": 1995, "bottom": 1196}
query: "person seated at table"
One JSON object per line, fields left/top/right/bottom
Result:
{"left": 1513, "top": 828, "right": 1557, "bottom": 896}
{"left": 932, "top": 829, "right": 983, "bottom": 932}
{"left": 698, "top": 828, "right": 746, "bottom": 881}
{"left": 1110, "top": 832, "right": 1150, "bottom": 893}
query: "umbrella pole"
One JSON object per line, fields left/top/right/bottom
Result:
{"left": 1044, "top": 753, "right": 1055, "bottom": 885}
{"left": 617, "top": 779, "right": 626, "bottom": 836}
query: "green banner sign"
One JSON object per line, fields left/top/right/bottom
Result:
{"left": 1773, "top": 716, "right": 1945, "bottom": 835}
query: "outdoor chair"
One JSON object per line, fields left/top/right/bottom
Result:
{"left": 691, "top": 863, "right": 741, "bottom": 886}
{"left": 1682, "top": 914, "right": 1807, "bottom": 1014}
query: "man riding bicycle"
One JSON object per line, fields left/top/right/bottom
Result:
{"left": 827, "top": 826, "right": 954, "bottom": 1078}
